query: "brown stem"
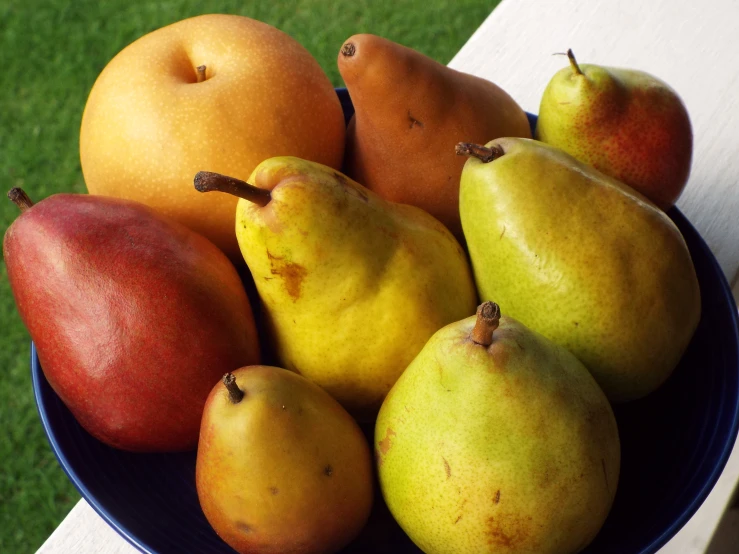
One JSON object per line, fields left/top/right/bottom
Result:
{"left": 194, "top": 171, "right": 272, "bottom": 207}
{"left": 340, "top": 42, "right": 356, "bottom": 57}
{"left": 223, "top": 373, "right": 244, "bottom": 404}
{"left": 567, "top": 49, "right": 583, "bottom": 75}
{"left": 456, "top": 143, "right": 505, "bottom": 163}
{"left": 196, "top": 65, "right": 207, "bottom": 83}
{"left": 8, "top": 188, "right": 34, "bottom": 212}
{"left": 470, "top": 302, "right": 501, "bottom": 346}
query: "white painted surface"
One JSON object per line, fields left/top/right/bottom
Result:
{"left": 38, "top": 500, "right": 137, "bottom": 554}
{"left": 37, "top": 0, "right": 739, "bottom": 552}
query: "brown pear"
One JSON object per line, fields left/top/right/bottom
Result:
{"left": 338, "top": 34, "right": 531, "bottom": 239}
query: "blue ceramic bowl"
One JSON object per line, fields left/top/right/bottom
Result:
{"left": 32, "top": 89, "right": 739, "bottom": 553}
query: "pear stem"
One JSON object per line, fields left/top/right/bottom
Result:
{"left": 223, "top": 373, "right": 245, "bottom": 404}
{"left": 567, "top": 49, "right": 583, "bottom": 75}
{"left": 340, "top": 42, "right": 356, "bottom": 57}
{"left": 8, "top": 188, "right": 34, "bottom": 212}
{"left": 196, "top": 65, "right": 207, "bottom": 83}
{"left": 194, "top": 171, "right": 272, "bottom": 207}
{"left": 455, "top": 143, "right": 505, "bottom": 163}
{"left": 470, "top": 302, "right": 501, "bottom": 346}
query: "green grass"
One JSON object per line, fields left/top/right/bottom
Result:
{"left": 0, "top": 0, "right": 499, "bottom": 550}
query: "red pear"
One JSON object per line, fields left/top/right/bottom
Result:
{"left": 536, "top": 50, "right": 693, "bottom": 210}
{"left": 4, "top": 189, "right": 260, "bottom": 452}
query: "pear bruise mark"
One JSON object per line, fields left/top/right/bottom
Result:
{"left": 443, "top": 457, "right": 451, "bottom": 479}
{"left": 266, "top": 251, "right": 307, "bottom": 300}
{"left": 454, "top": 498, "right": 468, "bottom": 524}
{"left": 500, "top": 225, "right": 506, "bottom": 239}
{"left": 494, "top": 490, "right": 501, "bottom": 504}
{"left": 236, "top": 521, "right": 253, "bottom": 534}
{"left": 323, "top": 464, "right": 333, "bottom": 477}
{"left": 378, "top": 428, "right": 396, "bottom": 456}
{"left": 269, "top": 486, "right": 279, "bottom": 495}
{"left": 408, "top": 110, "right": 424, "bottom": 129}
{"left": 602, "top": 458, "right": 610, "bottom": 494}
{"left": 486, "top": 514, "right": 529, "bottom": 549}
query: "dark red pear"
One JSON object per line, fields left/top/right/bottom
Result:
{"left": 4, "top": 188, "right": 260, "bottom": 452}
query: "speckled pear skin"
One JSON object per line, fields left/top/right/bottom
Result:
{"left": 196, "top": 366, "right": 373, "bottom": 554}
{"left": 375, "top": 311, "right": 620, "bottom": 554}
{"left": 81, "top": 14, "right": 345, "bottom": 261}
{"left": 234, "top": 157, "right": 478, "bottom": 419}
{"left": 460, "top": 138, "right": 701, "bottom": 402}
{"left": 536, "top": 58, "right": 692, "bottom": 210}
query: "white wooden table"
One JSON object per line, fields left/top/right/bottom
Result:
{"left": 37, "top": 0, "right": 739, "bottom": 552}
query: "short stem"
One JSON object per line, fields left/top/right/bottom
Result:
{"left": 456, "top": 142, "right": 505, "bottom": 163}
{"left": 470, "top": 302, "right": 501, "bottom": 346}
{"left": 223, "top": 373, "right": 244, "bottom": 404}
{"left": 196, "top": 65, "right": 207, "bottom": 83}
{"left": 567, "top": 49, "right": 583, "bottom": 75}
{"left": 340, "top": 42, "right": 356, "bottom": 57}
{"left": 194, "top": 171, "right": 272, "bottom": 207}
{"left": 8, "top": 188, "right": 34, "bottom": 212}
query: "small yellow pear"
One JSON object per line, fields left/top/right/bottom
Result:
{"left": 196, "top": 366, "right": 373, "bottom": 554}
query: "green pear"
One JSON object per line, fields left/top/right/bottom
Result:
{"left": 194, "top": 158, "right": 477, "bottom": 418}
{"left": 457, "top": 138, "right": 701, "bottom": 402}
{"left": 536, "top": 50, "right": 692, "bottom": 210}
{"left": 376, "top": 302, "right": 620, "bottom": 554}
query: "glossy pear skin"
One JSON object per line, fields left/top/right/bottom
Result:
{"left": 235, "top": 157, "right": 478, "bottom": 417}
{"left": 4, "top": 194, "right": 260, "bottom": 451}
{"left": 339, "top": 33, "right": 531, "bottom": 239}
{"left": 536, "top": 61, "right": 692, "bottom": 210}
{"left": 460, "top": 138, "right": 701, "bottom": 402}
{"left": 376, "top": 312, "right": 620, "bottom": 554}
{"left": 196, "top": 366, "right": 373, "bottom": 554}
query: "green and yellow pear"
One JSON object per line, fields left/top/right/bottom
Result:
{"left": 376, "top": 302, "right": 620, "bottom": 554}
{"left": 197, "top": 366, "right": 373, "bottom": 554}
{"left": 457, "top": 138, "right": 701, "bottom": 402}
{"left": 195, "top": 159, "right": 477, "bottom": 417}
{"left": 536, "top": 50, "right": 692, "bottom": 210}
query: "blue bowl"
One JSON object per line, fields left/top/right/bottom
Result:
{"left": 32, "top": 89, "right": 739, "bottom": 553}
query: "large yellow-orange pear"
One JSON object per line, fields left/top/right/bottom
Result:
{"left": 80, "top": 14, "right": 345, "bottom": 261}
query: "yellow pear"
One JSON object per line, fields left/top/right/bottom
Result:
{"left": 376, "top": 302, "right": 620, "bottom": 554}
{"left": 194, "top": 159, "right": 478, "bottom": 417}
{"left": 458, "top": 138, "right": 701, "bottom": 401}
{"left": 197, "top": 366, "right": 373, "bottom": 554}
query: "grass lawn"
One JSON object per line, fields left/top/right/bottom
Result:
{"left": 0, "top": 0, "right": 499, "bottom": 550}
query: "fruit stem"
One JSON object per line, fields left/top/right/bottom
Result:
{"left": 194, "top": 171, "right": 272, "bottom": 207}
{"left": 340, "top": 42, "right": 356, "bottom": 57}
{"left": 470, "top": 302, "right": 501, "bottom": 346}
{"left": 196, "top": 65, "right": 207, "bottom": 83}
{"left": 223, "top": 373, "right": 244, "bottom": 404}
{"left": 455, "top": 143, "right": 505, "bottom": 163}
{"left": 567, "top": 49, "right": 583, "bottom": 75}
{"left": 8, "top": 188, "right": 34, "bottom": 212}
